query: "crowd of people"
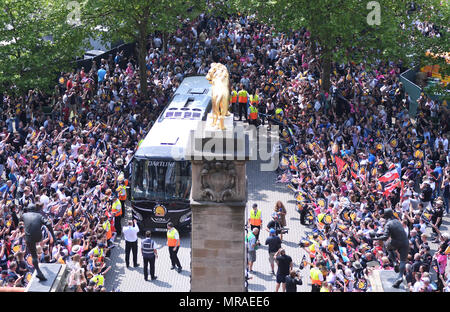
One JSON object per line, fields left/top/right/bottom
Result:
{"left": 236, "top": 20, "right": 449, "bottom": 292}
{"left": 0, "top": 11, "right": 448, "bottom": 292}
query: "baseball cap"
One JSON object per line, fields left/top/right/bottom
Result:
{"left": 269, "top": 228, "right": 276, "bottom": 234}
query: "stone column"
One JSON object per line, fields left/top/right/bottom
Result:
{"left": 188, "top": 117, "right": 249, "bottom": 292}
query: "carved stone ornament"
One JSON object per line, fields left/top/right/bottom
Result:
{"left": 200, "top": 161, "right": 236, "bottom": 202}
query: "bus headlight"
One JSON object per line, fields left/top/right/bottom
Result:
{"left": 179, "top": 211, "right": 191, "bottom": 224}
{"left": 133, "top": 210, "right": 143, "bottom": 221}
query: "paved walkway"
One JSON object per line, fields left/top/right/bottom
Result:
{"left": 104, "top": 208, "right": 192, "bottom": 292}
{"left": 246, "top": 148, "right": 312, "bottom": 292}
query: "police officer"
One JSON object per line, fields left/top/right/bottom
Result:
{"left": 141, "top": 231, "right": 158, "bottom": 281}
{"left": 167, "top": 222, "right": 182, "bottom": 273}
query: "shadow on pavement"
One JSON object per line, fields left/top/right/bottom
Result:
{"left": 150, "top": 279, "right": 172, "bottom": 288}
{"left": 251, "top": 270, "right": 275, "bottom": 282}
{"left": 247, "top": 283, "right": 267, "bottom": 292}
{"left": 282, "top": 240, "right": 300, "bottom": 249}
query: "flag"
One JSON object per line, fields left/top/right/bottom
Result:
{"left": 299, "top": 255, "right": 308, "bottom": 269}
{"left": 335, "top": 156, "right": 348, "bottom": 177}
{"left": 378, "top": 169, "right": 399, "bottom": 183}
{"left": 382, "top": 179, "right": 401, "bottom": 197}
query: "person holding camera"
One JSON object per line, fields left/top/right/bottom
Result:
{"left": 274, "top": 248, "right": 293, "bottom": 292}
{"left": 285, "top": 270, "right": 302, "bottom": 292}
{"left": 266, "top": 213, "right": 285, "bottom": 241}
{"left": 123, "top": 219, "right": 140, "bottom": 268}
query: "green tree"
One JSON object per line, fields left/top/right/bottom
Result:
{"left": 232, "top": 0, "right": 448, "bottom": 93}
{"left": 0, "top": 0, "right": 89, "bottom": 95}
{"left": 85, "top": 0, "right": 205, "bottom": 100}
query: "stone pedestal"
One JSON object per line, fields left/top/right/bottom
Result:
{"left": 187, "top": 115, "right": 250, "bottom": 292}
{"left": 25, "top": 264, "right": 68, "bottom": 292}
{"left": 191, "top": 201, "right": 246, "bottom": 292}
{"left": 378, "top": 270, "right": 408, "bottom": 292}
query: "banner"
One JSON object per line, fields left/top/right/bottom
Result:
{"left": 335, "top": 156, "right": 348, "bottom": 177}
{"left": 378, "top": 169, "right": 399, "bottom": 183}
{"left": 382, "top": 179, "right": 401, "bottom": 197}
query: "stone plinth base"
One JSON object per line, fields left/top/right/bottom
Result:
{"left": 379, "top": 270, "right": 408, "bottom": 292}
{"left": 368, "top": 269, "right": 407, "bottom": 292}
{"left": 25, "top": 264, "right": 68, "bottom": 292}
{"left": 191, "top": 201, "right": 246, "bottom": 292}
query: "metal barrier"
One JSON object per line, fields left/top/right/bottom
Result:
{"left": 399, "top": 67, "right": 422, "bottom": 117}
{"left": 73, "top": 42, "right": 136, "bottom": 72}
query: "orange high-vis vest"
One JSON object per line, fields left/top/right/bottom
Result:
{"left": 231, "top": 90, "right": 237, "bottom": 103}
{"left": 111, "top": 199, "right": 122, "bottom": 217}
{"left": 117, "top": 185, "right": 127, "bottom": 201}
{"left": 238, "top": 90, "right": 248, "bottom": 103}
{"left": 308, "top": 243, "right": 316, "bottom": 259}
{"left": 249, "top": 106, "right": 258, "bottom": 120}
{"left": 167, "top": 228, "right": 180, "bottom": 247}
{"left": 310, "top": 267, "right": 322, "bottom": 286}
{"left": 250, "top": 94, "right": 259, "bottom": 105}
{"left": 249, "top": 209, "right": 262, "bottom": 226}
{"left": 103, "top": 220, "right": 112, "bottom": 240}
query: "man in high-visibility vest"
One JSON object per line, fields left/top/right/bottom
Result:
{"left": 237, "top": 84, "right": 249, "bottom": 121}
{"left": 247, "top": 101, "right": 258, "bottom": 127}
{"left": 249, "top": 91, "right": 259, "bottom": 107}
{"left": 90, "top": 267, "right": 105, "bottom": 289}
{"left": 167, "top": 222, "right": 182, "bottom": 273}
{"left": 230, "top": 86, "right": 238, "bottom": 115}
{"left": 101, "top": 216, "right": 112, "bottom": 242}
{"left": 275, "top": 106, "right": 284, "bottom": 120}
{"left": 248, "top": 203, "right": 262, "bottom": 242}
{"left": 251, "top": 89, "right": 265, "bottom": 125}
{"left": 310, "top": 263, "right": 323, "bottom": 292}
{"left": 116, "top": 174, "right": 128, "bottom": 211}
{"left": 111, "top": 195, "right": 123, "bottom": 236}
{"left": 88, "top": 242, "right": 106, "bottom": 262}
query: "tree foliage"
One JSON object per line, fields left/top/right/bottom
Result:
{"left": 0, "top": 0, "right": 90, "bottom": 95}
{"left": 84, "top": 0, "right": 206, "bottom": 99}
{"left": 232, "top": 0, "right": 448, "bottom": 91}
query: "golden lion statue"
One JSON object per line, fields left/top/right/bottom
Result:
{"left": 206, "top": 63, "right": 230, "bottom": 130}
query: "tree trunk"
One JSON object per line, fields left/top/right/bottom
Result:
{"left": 321, "top": 51, "right": 332, "bottom": 93}
{"left": 137, "top": 34, "right": 148, "bottom": 100}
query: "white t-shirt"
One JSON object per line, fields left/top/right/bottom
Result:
{"left": 40, "top": 194, "right": 50, "bottom": 210}
{"left": 71, "top": 143, "right": 81, "bottom": 157}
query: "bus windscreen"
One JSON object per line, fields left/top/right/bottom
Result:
{"left": 132, "top": 160, "right": 191, "bottom": 201}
